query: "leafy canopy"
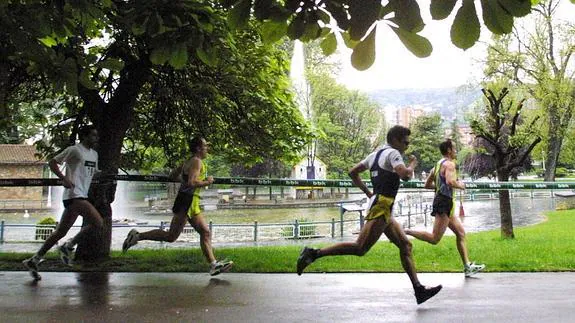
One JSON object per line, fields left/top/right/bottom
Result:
{"left": 222, "top": 0, "right": 545, "bottom": 70}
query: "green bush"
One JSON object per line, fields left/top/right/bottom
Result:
{"left": 37, "top": 217, "right": 57, "bottom": 225}
{"left": 35, "top": 217, "right": 57, "bottom": 240}
{"left": 556, "top": 167, "right": 568, "bottom": 178}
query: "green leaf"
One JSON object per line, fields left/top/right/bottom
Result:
{"left": 261, "top": 20, "right": 288, "bottom": 44}
{"left": 254, "top": 0, "right": 274, "bottom": 20}
{"left": 63, "top": 58, "right": 78, "bottom": 95}
{"left": 301, "top": 21, "right": 321, "bottom": 42}
{"left": 132, "top": 15, "right": 149, "bottom": 36}
{"left": 351, "top": 27, "right": 376, "bottom": 71}
{"left": 169, "top": 44, "right": 189, "bottom": 69}
{"left": 318, "top": 10, "right": 331, "bottom": 24}
{"left": 325, "top": 1, "right": 350, "bottom": 30}
{"left": 481, "top": 0, "right": 513, "bottom": 34}
{"left": 342, "top": 31, "right": 358, "bottom": 49}
{"left": 320, "top": 32, "right": 337, "bottom": 56}
{"left": 267, "top": 6, "right": 291, "bottom": 22}
{"left": 497, "top": 0, "right": 531, "bottom": 17}
{"left": 430, "top": 0, "right": 458, "bottom": 20}
{"left": 390, "top": 26, "right": 432, "bottom": 58}
{"left": 196, "top": 47, "right": 216, "bottom": 67}
{"left": 349, "top": 0, "right": 380, "bottom": 40}
{"left": 388, "top": 0, "right": 424, "bottom": 32}
{"left": 38, "top": 36, "right": 57, "bottom": 47}
{"left": 98, "top": 58, "right": 124, "bottom": 71}
{"left": 287, "top": 14, "right": 306, "bottom": 40}
{"left": 53, "top": 23, "right": 69, "bottom": 38}
{"left": 79, "top": 69, "right": 97, "bottom": 89}
{"left": 147, "top": 12, "right": 164, "bottom": 36}
{"left": 228, "top": 0, "right": 252, "bottom": 30}
{"left": 451, "top": 0, "right": 480, "bottom": 50}
{"left": 149, "top": 47, "right": 171, "bottom": 65}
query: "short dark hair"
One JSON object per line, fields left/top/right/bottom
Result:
{"left": 386, "top": 125, "right": 411, "bottom": 143}
{"left": 188, "top": 136, "right": 205, "bottom": 154}
{"left": 78, "top": 125, "right": 97, "bottom": 141}
{"left": 439, "top": 139, "right": 453, "bottom": 155}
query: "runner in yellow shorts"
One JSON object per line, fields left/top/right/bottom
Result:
{"left": 122, "top": 136, "right": 232, "bottom": 276}
{"left": 297, "top": 125, "right": 443, "bottom": 305}
{"left": 365, "top": 194, "right": 395, "bottom": 222}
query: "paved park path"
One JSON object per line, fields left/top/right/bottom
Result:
{"left": 1, "top": 272, "right": 573, "bottom": 322}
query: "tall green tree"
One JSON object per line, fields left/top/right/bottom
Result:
{"left": 483, "top": 0, "right": 575, "bottom": 181}
{"left": 466, "top": 87, "right": 541, "bottom": 239}
{"left": 1, "top": 1, "right": 311, "bottom": 261}
{"left": 406, "top": 113, "right": 443, "bottom": 175}
{"left": 308, "top": 72, "right": 385, "bottom": 178}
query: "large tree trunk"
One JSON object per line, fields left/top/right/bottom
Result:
{"left": 497, "top": 171, "right": 514, "bottom": 239}
{"left": 498, "top": 190, "right": 514, "bottom": 239}
{"left": 75, "top": 60, "right": 150, "bottom": 262}
{"left": 76, "top": 103, "right": 131, "bottom": 261}
{"left": 544, "top": 136, "right": 562, "bottom": 181}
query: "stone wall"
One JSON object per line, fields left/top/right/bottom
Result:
{"left": 555, "top": 192, "right": 575, "bottom": 210}
{"left": 0, "top": 164, "right": 44, "bottom": 200}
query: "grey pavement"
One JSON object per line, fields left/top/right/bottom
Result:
{"left": 0, "top": 271, "right": 574, "bottom": 323}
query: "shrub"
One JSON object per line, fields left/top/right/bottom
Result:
{"left": 37, "top": 217, "right": 57, "bottom": 225}
{"left": 556, "top": 167, "right": 568, "bottom": 178}
{"left": 35, "top": 217, "right": 57, "bottom": 240}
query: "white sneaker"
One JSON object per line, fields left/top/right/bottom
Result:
{"left": 209, "top": 260, "right": 233, "bottom": 276}
{"left": 58, "top": 242, "right": 75, "bottom": 266}
{"left": 22, "top": 256, "right": 44, "bottom": 281}
{"left": 465, "top": 262, "right": 485, "bottom": 277}
{"left": 122, "top": 229, "right": 139, "bottom": 252}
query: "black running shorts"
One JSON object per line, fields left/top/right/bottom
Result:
{"left": 172, "top": 192, "right": 194, "bottom": 214}
{"left": 431, "top": 194, "right": 454, "bottom": 217}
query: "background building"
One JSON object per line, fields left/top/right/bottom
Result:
{"left": 0, "top": 144, "right": 46, "bottom": 203}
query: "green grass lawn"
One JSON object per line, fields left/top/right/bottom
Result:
{"left": 2, "top": 210, "right": 575, "bottom": 273}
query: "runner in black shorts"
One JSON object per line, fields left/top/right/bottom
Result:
{"left": 122, "top": 137, "right": 232, "bottom": 276}
{"left": 431, "top": 194, "right": 453, "bottom": 217}
{"left": 405, "top": 139, "right": 485, "bottom": 277}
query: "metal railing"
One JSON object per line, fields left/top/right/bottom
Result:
{"left": 0, "top": 206, "right": 430, "bottom": 246}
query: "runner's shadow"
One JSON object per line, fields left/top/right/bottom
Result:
{"left": 76, "top": 272, "right": 110, "bottom": 306}
{"left": 206, "top": 278, "right": 231, "bottom": 288}
{"left": 26, "top": 279, "right": 40, "bottom": 287}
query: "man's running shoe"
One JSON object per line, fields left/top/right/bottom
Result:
{"left": 122, "top": 229, "right": 139, "bottom": 253}
{"left": 22, "top": 256, "right": 44, "bottom": 281}
{"left": 296, "top": 247, "right": 318, "bottom": 276}
{"left": 209, "top": 259, "right": 234, "bottom": 276}
{"left": 414, "top": 284, "right": 443, "bottom": 304}
{"left": 58, "top": 242, "right": 75, "bottom": 266}
{"left": 465, "top": 262, "right": 485, "bottom": 277}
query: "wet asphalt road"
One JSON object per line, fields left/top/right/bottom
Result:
{"left": 1, "top": 271, "right": 574, "bottom": 322}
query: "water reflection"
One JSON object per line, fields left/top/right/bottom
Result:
{"left": 457, "top": 198, "right": 554, "bottom": 233}
{"left": 76, "top": 272, "right": 110, "bottom": 307}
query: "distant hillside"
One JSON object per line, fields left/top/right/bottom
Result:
{"left": 367, "top": 87, "right": 482, "bottom": 120}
